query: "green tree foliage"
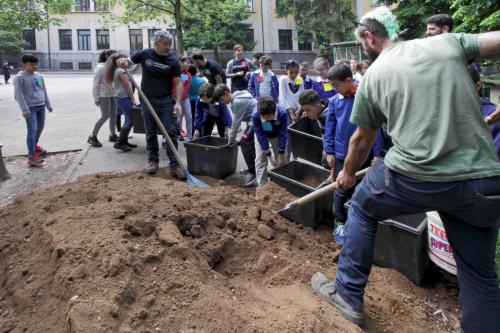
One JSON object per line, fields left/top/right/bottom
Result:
{"left": 275, "top": 0, "right": 355, "bottom": 49}
{"left": 450, "top": 0, "right": 500, "bottom": 33}
{"left": 385, "top": 0, "right": 450, "bottom": 40}
{"left": 0, "top": 27, "right": 28, "bottom": 54}
{"left": 182, "top": 0, "right": 254, "bottom": 60}
{"left": 0, "top": 0, "right": 73, "bottom": 30}
{"left": 104, "top": 0, "right": 187, "bottom": 53}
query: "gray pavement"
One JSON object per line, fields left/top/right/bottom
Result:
{"left": 0, "top": 72, "right": 247, "bottom": 181}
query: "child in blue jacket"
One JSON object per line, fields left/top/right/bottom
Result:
{"left": 323, "top": 64, "right": 385, "bottom": 247}
{"left": 248, "top": 56, "right": 279, "bottom": 101}
{"left": 193, "top": 83, "right": 232, "bottom": 139}
{"left": 252, "top": 96, "right": 288, "bottom": 187}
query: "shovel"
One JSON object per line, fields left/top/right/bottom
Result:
{"left": 125, "top": 69, "right": 209, "bottom": 188}
{"left": 277, "top": 167, "right": 369, "bottom": 217}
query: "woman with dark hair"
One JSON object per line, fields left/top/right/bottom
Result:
{"left": 104, "top": 53, "right": 137, "bottom": 152}
{"left": 88, "top": 49, "right": 118, "bottom": 147}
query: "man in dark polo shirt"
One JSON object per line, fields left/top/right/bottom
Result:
{"left": 191, "top": 53, "right": 226, "bottom": 86}
{"left": 117, "top": 31, "right": 185, "bottom": 178}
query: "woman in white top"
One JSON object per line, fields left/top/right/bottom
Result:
{"left": 88, "top": 49, "right": 117, "bottom": 147}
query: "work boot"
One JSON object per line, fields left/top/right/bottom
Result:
{"left": 311, "top": 272, "right": 363, "bottom": 327}
{"left": 333, "top": 222, "right": 346, "bottom": 247}
{"left": 146, "top": 161, "right": 159, "bottom": 175}
{"left": 35, "top": 145, "right": 48, "bottom": 156}
{"left": 87, "top": 136, "right": 102, "bottom": 148}
{"left": 125, "top": 133, "right": 137, "bottom": 148}
{"left": 109, "top": 134, "right": 118, "bottom": 142}
{"left": 113, "top": 129, "right": 132, "bottom": 152}
{"left": 244, "top": 172, "right": 257, "bottom": 187}
{"left": 27, "top": 153, "right": 44, "bottom": 167}
{"left": 170, "top": 167, "right": 187, "bottom": 180}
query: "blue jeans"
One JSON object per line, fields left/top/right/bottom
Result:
{"left": 142, "top": 95, "right": 178, "bottom": 168}
{"left": 25, "top": 105, "right": 46, "bottom": 155}
{"left": 115, "top": 97, "right": 133, "bottom": 131}
{"left": 334, "top": 159, "right": 355, "bottom": 224}
{"left": 335, "top": 159, "right": 500, "bottom": 333}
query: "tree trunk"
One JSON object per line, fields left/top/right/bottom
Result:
{"left": 213, "top": 48, "right": 220, "bottom": 65}
{"left": 174, "top": 0, "right": 184, "bottom": 56}
{"left": 0, "top": 145, "right": 11, "bottom": 181}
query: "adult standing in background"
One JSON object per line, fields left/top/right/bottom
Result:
{"left": 425, "top": 13, "right": 453, "bottom": 37}
{"left": 2, "top": 60, "right": 11, "bottom": 84}
{"left": 117, "top": 31, "right": 185, "bottom": 178}
{"left": 191, "top": 53, "right": 226, "bottom": 86}
{"left": 226, "top": 44, "right": 256, "bottom": 93}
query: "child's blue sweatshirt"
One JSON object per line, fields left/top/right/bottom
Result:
{"left": 481, "top": 98, "right": 500, "bottom": 160}
{"left": 323, "top": 92, "right": 385, "bottom": 160}
{"left": 248, "top": 70, "right": 279, "bottom": 101}
{"left": 194, "top": 97, "right": 232, "bottom": 130}
{"left": 312, "top": 79, "right": 336, "bottom": 101}
{"left": 252, "top": 104, "right": 288, "bottom": 154}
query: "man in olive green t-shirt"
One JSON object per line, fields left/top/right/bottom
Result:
{"left": 310, "top": 7, "right": 500, "bottom": 333}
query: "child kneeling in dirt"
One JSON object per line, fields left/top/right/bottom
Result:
{"left": 13, "top": 54, "right": 53, "bottom": 167}
{"left": 252, "top": 96, "right": 288, "bottom": 187}
{"left": 193, "top": 83, "right": 232, "bottom": 139}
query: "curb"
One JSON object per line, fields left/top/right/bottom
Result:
{"left": 5, "top": 149, "right": 82, "bottom": 159}
{"left": 60, "top": 145, "right": 91, "bottom": 184}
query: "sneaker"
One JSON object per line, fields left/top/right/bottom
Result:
{"left": 170, "top": 167, "right": 187, "bottom": 180}
{"left": 310, "top": 272, "right": 363, "bottom": 326}
{"left": 27, "top": 153, "right": 43, "bottom": 167}
{"left": 146, "top": 161, "right": 159, "bottom": 175}
{"left": 35, "top": 145, "right": 48, "bottom": 156}
{"left": 178, "top": 136, "right": 184, "bottom": 142}
{"left": 87, "top": 136, "right": 103, "bottom": 148}
{"left": 109, "top": 134, "right": 118, "bottom": 142}
{"left": 113, "top": 142, "right": 132, "bottom": 152}
{"left": 125, "top": 141, "right": 137, "bottom": 148}
{"left": 333, "top": 222, "right": 345, "bottom": 247}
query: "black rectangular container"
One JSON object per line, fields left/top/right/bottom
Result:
{"left": 373, "top": 214, "right": 429, "bottom": 285}
{"left": 268, "top": 160, "right": 332, "bottom": 229}
{"left": 345, "top": 201, "right": 429, "bottom": 285}
{"left": 184, "top": 136, "right": 238, "bottom": 179}
{"left": 288, "top": 117, "right": 323, "bottom": 165}
{"left": 132, "top": 106, "right": 161, "bottom": 134}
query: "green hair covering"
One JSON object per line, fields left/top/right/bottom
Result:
{"left": 356, "top": 6, "right": 400, "bottom": 40}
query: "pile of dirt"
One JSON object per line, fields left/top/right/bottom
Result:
{"left": 0, "top": 171, "right": 460, "bottom": 332}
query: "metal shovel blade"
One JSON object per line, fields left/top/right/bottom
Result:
{"left": 186, "top": 171, "right": 209, "bottom": 188}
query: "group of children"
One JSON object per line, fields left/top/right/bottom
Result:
{"left": 12, "top": 45, "right": 499, "bottom": 247}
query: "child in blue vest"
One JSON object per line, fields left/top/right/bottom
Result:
{"left": 248, "top": 56, "right": 279, "bottom": 101}
{"left": 193, "top": 83, "right": 232, "bottom": 139}
{"left": 252, "top": 96, "right": 288, "bottom": 187}
{"left": 312, "top": 57, "right": 336, "bottom": 102}
{"left": 323, "top": 64, "right": 385, "bottom": 246}
{"left": 468, "top": 65, "right": 500, "bottom": 160}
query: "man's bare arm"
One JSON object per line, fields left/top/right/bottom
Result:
{"left": 477, "top": 31, "right": 500, "bottom": 58}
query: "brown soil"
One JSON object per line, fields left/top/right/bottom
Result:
{"left": 0, "top": 171, "right": 460, "bottom": 333}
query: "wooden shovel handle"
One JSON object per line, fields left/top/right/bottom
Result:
{"left": 289, "top": 167, "right": 369, "bottom": 208}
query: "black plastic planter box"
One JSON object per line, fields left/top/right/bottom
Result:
{"left": 374, "top": 214, "right": 429, "bottom": 285}
{"left": 345, "top": 201, "right": 429, "bottom": 285}
{"left": 288, "top": 117, "right": 323, "bottom": 165}
{"left": 132, "top": 106, "right": 161, "bottom": 134}
{"left": 268, "top": 160, "right": 332, "bottom": 229}
{"left": 184, "top": 136, "right": 238, "bottom": 179}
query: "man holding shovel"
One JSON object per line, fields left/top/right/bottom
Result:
{"left": 311, "top": 7, "right": 500, "bottom": 333}
{"left": 117, "top": 31, "right": 185, "bottom": 177}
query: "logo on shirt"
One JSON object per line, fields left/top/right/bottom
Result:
{"left": 145, "top": 59, "right": 154, "bottom": 67}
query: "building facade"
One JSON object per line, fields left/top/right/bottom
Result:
{"left": 19, "top": 0, "right": 381, "bottom": 70}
